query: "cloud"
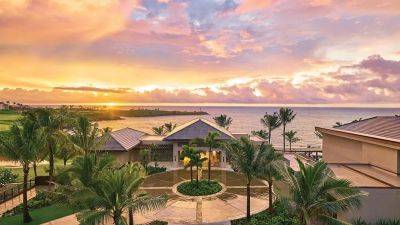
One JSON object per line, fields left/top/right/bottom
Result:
{"left": 54, "top": 86, "right": 130, "bottom": 93}
{"left": 1, "top": 55, "right": 399, "bottom": 104}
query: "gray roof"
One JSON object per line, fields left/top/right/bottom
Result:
{"left": 335, "top": 116, "right": 400, "bottom": 141}
{"left": 163, "top": 118, "right": 235, "bottom": 141}
{"left": 100, "top": 128, "right": 148, "bottom": 151}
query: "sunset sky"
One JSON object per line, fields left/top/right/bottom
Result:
{"left": 1, "top": 0, "right": 400, "bottom": 105}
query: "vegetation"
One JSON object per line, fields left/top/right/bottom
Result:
{"left": 251, "top": 130, "right": 268, "bottom": 140}
{"left": 0, "top": 119, "right": 46, "bottom": 223}
{"left": 146, "top": 166, "right": 167, "bottom": 175}
{"left": 70, "top": 116, "right": 105, "bottom": 155}
{"left": 224, "top": 137, "right": 270, "bottom": 220}
{"left": 180, "top": 145, "right": 197, "bottom": 182}
{"left": 139, "top": 149, "right": 150, "bottom": 168}
{"left": 260, "top": 112, "right": 281, "bottom": 144}
{"left": 0, "top": 204, "right": 74, "bottom": 225}
{"left": 77, "top": 108, "right": 208, "bottom": 121}
{"left": 257, "top": 147, "right": 284, "bottom": 212}
{"left": 0, "top": 110, "right": 21, "bottom": 131}
{"left": 284, "top": 130, "right": 300, "bottom": 151}
{"left": 280, "top": 158, "right": 365, "bottom": 225}
{"left": 353, "top": 218, "right": 400, "bottom": 225}
{"left": 152, "top": 125, "right": 165, "bottom": 135}
{"left": 278, "top": 108, "right": 296, "bottom": 152}
{"left": 213, "top": 114, "right": 233, "bottom": 129}
{"left": 0, "top": 168, "right": 18, "bottom": 186}
{"left": 163, "top": 122, "right": 177, "bottom": 133}
{"left": 205, "top": 132, "right": 220, "bottom": 181}
{"left": 177, "top": 180, "right": 222, "bottom": 196}
{"left": 231, "top": 200, "right": 300, "bottom": 225}
{"left": 2, "top": 191, "right": 60, "bottom": 217}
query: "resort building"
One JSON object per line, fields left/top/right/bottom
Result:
{"left": 316, "top": 116, "right": 400, "bottom": 223}
{"left": 99, "top": 118, "right": 265, "bottom": 167}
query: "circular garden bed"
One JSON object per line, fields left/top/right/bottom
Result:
{"left": 177, "top": 180, "right": 222, "bottom": 196}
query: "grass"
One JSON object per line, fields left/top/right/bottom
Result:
{"left": 2, "top": 163, "right": 68, "bottom": 182}
{"left": 0, "top": 204, "right": 74, "bottom": 225}
{"left": 0, "top": 110, "right": 20, "bottom": 131}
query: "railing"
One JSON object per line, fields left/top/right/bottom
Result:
{"left": 0, "top": 179, "right": 35, "bottom": 204}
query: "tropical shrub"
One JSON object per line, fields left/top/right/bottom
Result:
{"left": 2, "top": 191, "right": 60, "bottom": 217}
{"left": 231, "top": 200, "right": 300, "bottom": 225}
{"left": 146, "top": 166, "right": 166, "bottom": 175}
{"left": 353, "top": 218, "right": 400, "bottom": 225}
{"left": 177, "top": 180, "right": 222, "bottom": 196}
{"left": 0, "top": 168, "right": 17, "bottom": 186}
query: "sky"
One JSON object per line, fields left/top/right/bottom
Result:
{"left": 0, "top": 0, "right": 400, "bottom": 105}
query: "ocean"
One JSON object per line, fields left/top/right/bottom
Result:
{"left": 96, "top": 106, "right": 400, "bottom": 148}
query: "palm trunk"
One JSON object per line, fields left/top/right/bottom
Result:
{"left": 22, "top": 164, "right": 32, "bottom": 223}
{"left": 63, "top": 158, "right": 67, "bottom": 166}
{"left": 33, "top": 162, "right": 37, "bottom": 178}
{"left": 268, "top": 180, "right": 273, "bottom": 213}
{"left": 196, "top": 165, "right": 199, "bottom": 186}
{"left": 246, "top": 181, "right": 251, "bottom": 221}
{"left": 113, "top": 213, "right": 121, "bottom": 225}
{"left": 289, "top": 141, "right": 292, "bottom": 151}
{"left": 268, "top": 127, "right": 272, "bottom": 144}
{"left": 208, "top": 148, "right": 211, "bottom": 181}
{"left": 190, "top": 166, "right": 193, "bottom": 182}
{"left": 49, "top": 142, "right": 55, "bottom": 181}
{"left": 129, "top": 208, "right": 134, "bottom": 225}
{"left": 282, "top": 124, "right": 286, "bottom": 153}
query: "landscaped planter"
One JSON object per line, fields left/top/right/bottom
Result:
{"left": 173, "top": 180, "right": 226, "bottom": 198}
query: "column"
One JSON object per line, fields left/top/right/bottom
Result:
{"left": 220, "top": 149, "right": 226, "bottom": 168}
{"left": 173, "top": 142, "right": 179, "bottom": 168}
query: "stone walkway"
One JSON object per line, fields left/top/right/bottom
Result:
{"left": 0, "top": 188, "right": 37, "bottom": 215}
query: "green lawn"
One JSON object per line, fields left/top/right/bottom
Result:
{"left": 0, "top": 110, "right": 20, "bottom": 131}
{"left": 0, "top": 204, "right": 74, "bottom": 225}
{"left": 3, "top": 163, "right": 69, "bottom": 182}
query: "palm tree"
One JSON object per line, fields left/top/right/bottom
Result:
{"left": 278, "top": 108, "right": 296, "bottom": 152}
{"left": 190, "top": 151, "right": 207, "bottom": 185}
{"left": 224, "top": 137, "right": 268, "bottom": 220}
{"left": 280, "top": 159, "right": 365, "bottom": 225}
{"left": 251, "top": 130, "right": 268, "bottom": 140}
{"left": 70, "top": 116, "right": 103, "bottom": 155}
{"left": 56, "top": 137, "right": 79, "bottom": 166}
{"left": 76, "top": 164, "right": 167, "bottom": 225}
{"left": 284, "top": 130, "right": 300, "bottom": 151}
{"left": 30, "top": 109, "right": 68, "bottom": 180}
{"left": 261, "top": 112, "right": 281, "bottom": 144}
{"left": 163, "top": 122, "right": 177, "bottom": 133}
{"left": 257, "top": 147, "right": 284, "bottom": 212}
{"left": 0, "top": 120, "right": 46, "bottom": 223}
{"left": 314, "top": 131, "right": 323, "bottom": 139}
{"left": 180, "top": 145, "right": 197, "bottom": 182}
{"left": 139, "top": 149, "right": 150, "bottom": 169}
{"left": 205, "top": 132, "right": 219, "bottom": 181}
{"left": 213, "top": 114, "right": 233, "bottom": 129}
{"left": 152, "top": 125, "right": 165, "bottom": 135}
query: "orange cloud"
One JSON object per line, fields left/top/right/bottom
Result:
{"left": 236, "top": 0, "right": 275, "bottom": 13}
{"left": 0, "top": 0, "right": 134, "bottom": 45}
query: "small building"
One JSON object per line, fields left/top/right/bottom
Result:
{"left": 98, "top": 118, "right": 265, "bottom": 167}
{"left": 0, "top": 102, "right": 10, "bottom": 110}
{"left": 316, "top": 116, "right": 400, "bottom": 223}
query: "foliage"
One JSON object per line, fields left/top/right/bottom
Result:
{"left": 251, "top": 130, "right": 268, "bottom": 140}
{"left": 224, "top": 137, "right": 270, "bottom": 220}
{"left": 180, "top": 145, "right": 198, "bottom": 182}
{"left": 213, "top": 114, "right": 233, "bottom": 129}
{"left": 163, "top": 122, "right": 177, "bottom": 133}
{"left": 257, "top": 146, "right": 284, "bottom": 212}
{"left": 231, "top": 200, "right": 300, "bottom": 225}
{"left": 140, "top": 149, "right": 150, "bottom": 168}
{"left": 260, "top": 112, "right": 281, "bottom": 144}
{"left": 280, "top": 158, "right": 366, "bottom": 225}
{"left": 0, "top": 204, "right": 74, "bottom": 225}
{"left": 0, "top": 168, "right": 17, "bottom": 186}
{"left": 205, "top": 132, "right": 220, "bottom": 181}
{"left": 70, "top": 116, "right": 104, "bottom": 155}
{"left": 144, "top": 220, "right": 168, "bottom": 225}
{"left": 278, "top": 108, "right": 296, "bottom": 152}
{"left": 284, "top": 130, "right": 300, "bottom": 151}
{"left": 2, "top": 191, "right": 60, "bottom": 217}
{"left": 353, "top": 218, "right": 400, "bottom": 225}
{"left": 146, "top": 166, "right": 167, "bottom": 175}
{"left": 177, "top": 180, "right": 222, "bottom": 196}
{"left": 74, "top": 163, "right": 167, "bottom": 225}
{"left": 152, "top": 125, "right": 165, "bottom": 135}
